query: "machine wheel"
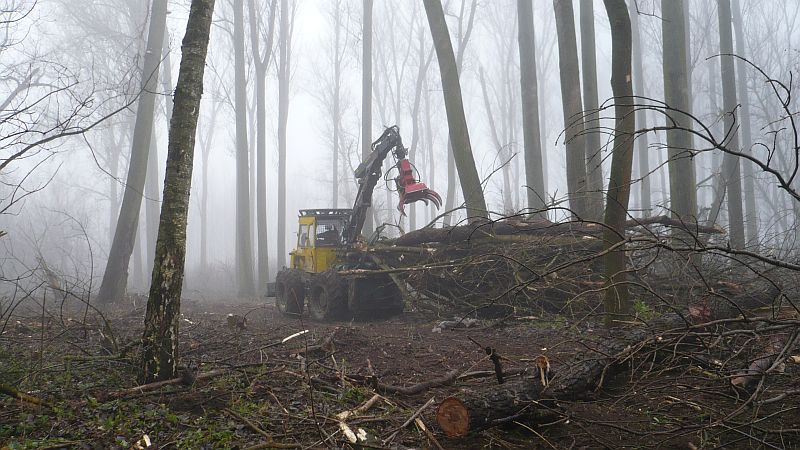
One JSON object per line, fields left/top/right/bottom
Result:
{"left": 309, "top": 269, "right": 349, "bottom": 321}
{"left": 275, "top": 268, "right": 305, "bottom": 315}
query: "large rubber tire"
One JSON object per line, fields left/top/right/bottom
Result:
{"left": 308, "top": 269, "right": 349, "bottom": 321}
{"left": 275, "top": 268, "right": 305, "bottom": 316}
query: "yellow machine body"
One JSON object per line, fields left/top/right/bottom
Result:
{"left": 288, "top": 209, "right": 349, "bottom": 273}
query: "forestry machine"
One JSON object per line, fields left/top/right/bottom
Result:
{"left": 274, "top": 126, "right": 441, "bottom": 320}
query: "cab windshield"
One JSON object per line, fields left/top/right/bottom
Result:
{"left": 315, "top": 219, "right": 344, "bottom": 247}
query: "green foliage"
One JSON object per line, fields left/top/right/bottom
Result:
{"left": 633, "top": 298, "right": 653, "bottom": 321}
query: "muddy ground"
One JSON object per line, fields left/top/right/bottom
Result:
{"left": 2, "top": 296, "right": 799, "bottom": 449}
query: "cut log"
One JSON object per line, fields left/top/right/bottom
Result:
{"left": 436, "top": 377, "right": 553, "bottom": 438}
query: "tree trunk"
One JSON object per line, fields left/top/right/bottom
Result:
{"left": 277, "top": 0, "right": 292, "bottom": 268}
{"left": 233, "top": 0, "right": 256, "bottom": 296}
{"left": 629, "top": 0, "right": 651, "bottom": 216}
{"left": 97, "top": 0, "right": 168, "bottom": 305}
{"left": 332, "top": 2, "right": 342, "bottom": 209}
{"left": 141, "top": 0, "right": 215, "bottom": 383}
{"left": 601, "top": 0, "right": 635, "bottom": 326}
{"left": 249, "top": 0, "right": 277, "bottom": 289}
{"left": 423, "top": 76, "right": 436, "bottom": 225}
{"left": 716, "top": 0, "right": 746, "bottom": 249}
{"left": 478, "top": 67, "right": 513, "bottom": 214}
{"left": 553, "top": 0, "right": 589, "bottom": 220}
{"left": 199, "top": 103, "right": 219, "bottom": 277}
{"left": 442, "top": 0, "right": 477, "bottom": 226}
{"left": 661, "top": 0, "right": 697, "bottom": 223}
{"left": 731, "top": 0, "right": 757, "bottom": 246}
{"left": 517, "top": 0, "right": 546, "bottom": 219}
{"left": 423, "top": 0, "right": 488, "bottom": 222}
{"left": 409, "top": 29, "right": 433, "bottom": 232}
{"left": 580, "top": 0, "right": 605, "bottom": 221}
{"left": 361, "top": 0, "right": 374, "bottom": 234}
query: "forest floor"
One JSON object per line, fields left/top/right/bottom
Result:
{"left": 2, "top": 294, "right": 799, "bottom": 449}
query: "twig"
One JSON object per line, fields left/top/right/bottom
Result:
{"left": 376, "top": 369, "right": 461, "bottom": 396}
{"left": 414, "top": 417, "right": 445, "bottom": 450}
{"left": 384, "top": 397, "right": 436, "bottom": 444}
{"left": 103, "top": 369, "right": 227, "bottom": 401}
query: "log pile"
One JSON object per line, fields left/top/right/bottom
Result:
{"left": 365, "top": 217, "right": 729, "bottom": 317}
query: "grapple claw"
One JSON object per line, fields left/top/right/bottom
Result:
{"left": 394, "top": 158, "right": 442, "bottom": 216}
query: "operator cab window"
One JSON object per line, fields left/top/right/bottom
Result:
{"left": 315, "top": 220, "right": 343, "bottom": 247}
{"left": 298, "top": 224, "right": 311, "bottom": 247}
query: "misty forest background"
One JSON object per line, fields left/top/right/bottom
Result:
{"left": 1, "top": 0, "right": 799, "bottom": 300}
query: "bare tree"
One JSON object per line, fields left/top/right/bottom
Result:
{"left": 441, "top": 0, "right": 477, "bottom": 226}
{"left": 553, "top": 0, "right": 588, "bottom": 219}
{"left": 232, "top": 0, "right": 255, "bottom": 296}
{"left": 661, "top": 0, "right": 698, "bottom": 223}
{"left": 97, "top": 0, "right": 168, "bottom": 305}
{"left": 408, "top": 24, "right": 434, "bottom": 231}
{"left": 423, "top": 0, "right": 487, "bottom": 222}
{"left": 580, "top": 0, "right": 605, "bottom": 221}
{"left": 361, "top": 0, "right": 374, "bottom": 234}
{"left": 142, "top": 0, "right": 215, "bottom": 383}
{"left": 517, "top": 0, "right": 546, "bottom": 219}
{"left": 731, "top": 0, "right": 758, "bottom": 245}
{"left": 248, "top": 0, "right": 278, "bottom": 289}
{"left": 629, "top": 0, "right": 651, "bottom": 216}
{"left": 601, "top": 0, "right": 634, "bottom": 326}
{"left": 712, "top": 0, "right": 745, "bottom": 249}
{"left": 276, "top": 0, "right": 294, "bottom": 268}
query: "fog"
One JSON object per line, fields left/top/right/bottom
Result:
{"left": 2, "top": 0, "right": 799, "bottom": 298}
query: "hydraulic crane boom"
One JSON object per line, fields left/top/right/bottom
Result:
{"left": 342, "top": 126, "right": 441, "bottom": 245}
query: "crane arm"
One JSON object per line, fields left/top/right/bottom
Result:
{"left": 342, "top": 126, "right": 441, "bottom": 245}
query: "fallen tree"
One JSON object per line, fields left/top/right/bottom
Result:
{"left": 390, "top": 216, "right": 723, "bottom": 247}
{"left": 435, "top": 283, "right": 793, "bottom": 438}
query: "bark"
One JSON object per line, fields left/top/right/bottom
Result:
{"left": 233, "top": 0, "right": 256, "bottom": 295}
{"left": 716, "top": 0, "right": 746, "bottom": 250}
{"left": 277, "top": 0, "right": 291, "bottom": 268}
{"left": 141, "top": 0, "right": 215, "bottom": 383}
{"left": 423, "top": 0, "right": 488, "bottom": 222}
{"left": 517, "top": 0, "right": 546, "bottom": 219}
{"left": 661, "top": 0, "right": 697, "bottom": 223}
{"left": 579, "top": 0, "right": 605, "bottom": 221}
{"left": 601, "top": 0, "right": 635, "bottom": 326}
{"left": 629, "top": 0, "right": 651, "bottom": 216}
{"left": 553, "top": 0, "right": 589, "bottom": 220}
{"left": 97, "top": 0, "right": 168, "bottom": 304}
{"left": 361, "top": 0, "right": 373, "bottom": 234}
{"left": 731, "top": 0, "right": 758, "bottom": 246}
{"left": 442, "top": 0, "right": 477, "bottom": 226}
{"left": 249, "top": 0, "right": 278, "bottom": 289}
{"left": 436, "top": 378, "right": 553, "bottom": 437}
